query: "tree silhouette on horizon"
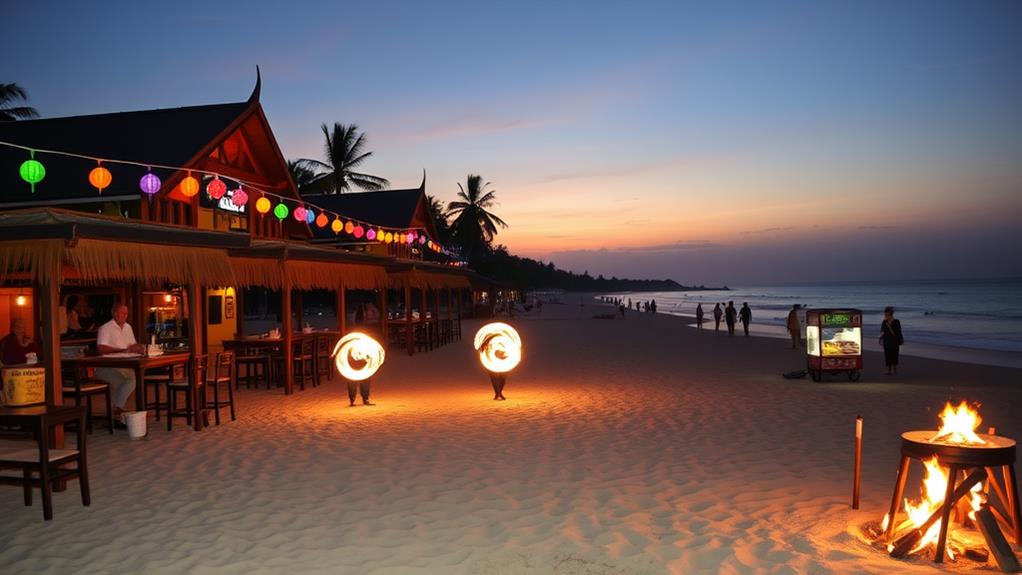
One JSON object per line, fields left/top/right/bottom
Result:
{"left": 296, "top": 122, "right": 389, "bottom": 195}
{"left": 0, "top": 83, "right": 40, "bottom": 121}
{"left": 448, "top": 174, "right": 508, "bottom": 263}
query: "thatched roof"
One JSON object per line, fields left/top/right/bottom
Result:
{"left": 230, "top": 240, "right": 390, "bottom": 290}
{"left": 0, "top": 208, "right": 245, "bottom": 286}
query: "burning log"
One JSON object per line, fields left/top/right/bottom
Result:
{"left": 890, "top": 468, "right": 987, "bottom": 559}
{"left": 975, "top": 507, "right": 1022, "bottom": 573}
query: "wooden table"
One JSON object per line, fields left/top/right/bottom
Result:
{"left": 386, "top": 318, "right": 436, "bottom": 355}
{"left": 64, "top": 352, "right": 194, "bottom": 426}
{"left": 0, "top": 405, "right": 87, "bottom": 519}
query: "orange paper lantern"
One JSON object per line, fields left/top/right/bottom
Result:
{"left": 315, "top": 212, "right": 328, "bottom": 228}
{"left": 89, "top": 165, "right": 113, "bottom": 192}
{"left": 180, "top": 173, "right": 200, "bottom": 197}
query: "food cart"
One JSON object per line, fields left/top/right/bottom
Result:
{"left": 806, "top": 308, "right": 862, "bottom": 382}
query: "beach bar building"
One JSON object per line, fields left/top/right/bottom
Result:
{"left": 0, "top": 75, "right": 473, "bottom": 450}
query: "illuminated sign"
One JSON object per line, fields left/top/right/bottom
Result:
{"left": 218, "top": 190, "right": 247, "bottom": 213}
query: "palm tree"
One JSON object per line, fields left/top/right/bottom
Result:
{"left": 0, "top": 83, "right": 40, "bottom": 121}
{"left": 287, "top": 159, "right": 323, "bottom": 195}
{"left": 447, "top": 174, "right": 508, "bottom": 261}
{"left": 298, "top": 122, "right": 389, "bottom": 195}
{"left": 426, "top": 194, "right": 452, "bottom": 244}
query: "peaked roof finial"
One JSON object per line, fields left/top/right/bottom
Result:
{"left": 419, "top": 169, "right": 426, "bottom": 191}
{"left": 248, "top": 66, "right": 262, "bottom": 103}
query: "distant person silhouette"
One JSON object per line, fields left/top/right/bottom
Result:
{"left": 880, "top": 306, "right": 904, "bottom": 375}
{"left": 739, "top": 302, "right": 751, "bottom": 336}
{"left": 619, "top": 303, "right": 625, "bottom": 318}
{"left": 713, "top": 303, "right": 722, "bottom": 332}
{"left": 724, "top": 301, "right": 737, "bottom": 336}
{"left": 650, "top": 300, "right": 657, "bottom": 314}
{"left": 696, "top": 303, "right": 704, "bottom": 328}
{"left": 787, "top": 304, "right": 802, "bottom": 349}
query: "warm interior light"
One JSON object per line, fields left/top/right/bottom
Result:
{"left": 332, "top": 332, "right": 385, "bottom": 381}
{"left": 929, "top": 401, "right": 985, "bottom": 445}
{"left": 474, "top": 322, "right": 522, "bottom": 373}
{"left": 15, "top": 295, "right": 28, "bottom": 306}
{"left": 163, "top": 294, "right": 173, "bottom": 303}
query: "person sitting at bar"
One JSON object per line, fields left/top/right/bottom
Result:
{"left": 95, "top": 304, "right": 145, "bottom": 423}
{"left": 1, "top": 318, "right": 42, "bottom": 365}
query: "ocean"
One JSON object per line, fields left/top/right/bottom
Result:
{"left": 602, "top": 277, "right": 1022, "bottom": 355}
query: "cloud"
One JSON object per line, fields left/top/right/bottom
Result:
{"left": 535, "top": 156, "right": 688, "bottom": 184}
{"left": 740, "top": 226, "right": 795, "bottom": 235}
{"left": 552, "top": 240, "right": 721, "bottom": 256}
{"left": 858, "top": 225, "right": 895, "bottom": 230}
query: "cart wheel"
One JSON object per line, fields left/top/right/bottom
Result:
{"left": 810, "top": 370, "right": 822, "bottom": 382}
{"left": 848, "top": 370, "right": 861, "bottom": 382}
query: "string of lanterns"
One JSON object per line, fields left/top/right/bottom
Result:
{"left": 2, "top": 140, "right": 454, "bottom": 256}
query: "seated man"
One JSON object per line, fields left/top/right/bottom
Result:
{"left": 95, "top": 304, "right": 145, "bottom": 422}
{"left": 0, "top": 318, "right": 42, "bottom": 365}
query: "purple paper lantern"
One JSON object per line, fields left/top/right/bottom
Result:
{"left": 366, "top": 228, "right": 376, "bottom": 241}
{"left": 139, "top": 170, "right": 161, "bottom": 196}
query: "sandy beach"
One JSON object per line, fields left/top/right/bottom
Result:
{"left": 3, "top": 296, "right": 1021, "bottom": 574}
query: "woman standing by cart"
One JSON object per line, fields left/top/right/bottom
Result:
{"left": 879, "top": 306, "right": 904, "bottom": 375}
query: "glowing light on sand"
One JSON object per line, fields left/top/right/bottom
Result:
{"left": 474, "top": 322, "right": 522, "bottom": 373}
{"left": 928, "top": 401, "right": 985, "bottom": 445}
{"left": 332, "top": 332, "right": 385, "bottom": 381}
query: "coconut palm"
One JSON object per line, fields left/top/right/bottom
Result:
{"left": 426, "top": 194, "right": 452, "bottom": 244}
{"left": 287, "top": 159, "right": 323, "bottom": 194}
{"left": 447, "top": 174, "right": 508, "bottom": 261}
{"left": 298, "top": 122, "right": 389, "bottom": 195}
{"left": 0, "top": 83, "right": 40, "bottom": 121}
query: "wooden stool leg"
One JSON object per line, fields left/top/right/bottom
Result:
{"left": 22, "top": 468, "right": 32, "bottom": 506}
{"left": 1006, "top": 464, "right": 1021, "bottom": 544}
{"left": 934, "top": 464, "right": 960, "bottom": 563}
{"left": 885, "top": 455, "right": 911, "bottom": 540}
{"left": 228, "top": 378, "right": 236, "bottom": 421}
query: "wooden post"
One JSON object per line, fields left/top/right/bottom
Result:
{"left": 186, "top": 273, "right": 202, "bottom": 431}
{"left": 281, "top": 264, "right": 293, "bottom": 395}
{"left": 420, "top": 286, "right": 428, "bottom": 350}
{"left": 975, "top": 506, "right": 1022, "bottom": 572}
{"left": 337, "top": 286, "right": 347, "bottom": 335}
{"left": 853, "top": 415, "right": 863, "bottom": 509}
{"left": 405, "top": 283, "right": 413, "bottom": 356}
{"left": 293, "top": 290, "right": 304, "bottom": 331}
{"left": 235, "top": 287, "right": 245, "bottom": 336}
{"left": 37, "top": 265, "right": 63, "bottom": 448}
{"left": 432, "top": 287, "right": 440, "bottom": 347}
{"left": 379, "top": 288, "right": 388, "bottom": 343}
{"left": 885, "top": 455, "right": 912, "bottom": 540}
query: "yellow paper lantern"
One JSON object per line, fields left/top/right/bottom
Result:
{"left": 255, "top": 196, "right": 272, "bottom": 214}
{"left": 88, "top": 165, "right": 113, "bottom": 192}
{"left": 331, "top": 218, "right": 343, "bottom": 233}
{"left": 384, "top": 232, "right": 394, "bottom": 243}
{"left": 180, "top": 173, "right": 200, "bottom": 197}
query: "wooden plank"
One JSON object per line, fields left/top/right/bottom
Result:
{"left": 37, "top": 268, "right": 63, "bottom": 449}
{"left": 975, "top": 507, "right": 1022, "bottom": 573}
{"left": 281, "top": 262, "right": 293, "bottom": 395}
{"left": 890, "top": 468, "right": 986, "bottom": 559}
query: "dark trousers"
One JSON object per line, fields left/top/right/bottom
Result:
{"left": 741, "top": 320, "right": 750, "bottom": 335}
{"left": 347, "top": 379, "right": 371, "bottom": 404}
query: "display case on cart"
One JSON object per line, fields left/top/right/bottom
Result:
{"left": 806, "top": 308, "right": 862, "bottom": 382}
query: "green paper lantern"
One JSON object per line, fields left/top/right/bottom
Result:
{"left": 20, "top": 157, "right": 45, "bottom": 192}
{"left": 273, "top": 202, "right": 289, "bottom": 221}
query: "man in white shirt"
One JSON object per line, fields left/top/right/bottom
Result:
{"left": 95, "top": 304, "right": 145, "bottom": 419}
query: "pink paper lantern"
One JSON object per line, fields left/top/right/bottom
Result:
{"left": 354, "top": 225, "right": 365, "bottom": 239}
{"left": 232, "top": 187, "right": 249, "bottom": 207}
{"left": 294, "top": 205, "right": 308, "bottom": 222}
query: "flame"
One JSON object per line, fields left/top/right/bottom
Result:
{"left": 474, "top": 322, "right": 522, "bottom": 373}
{"left": 332, "top": 332, "right": 385, "bottom": 381}
{"left": 928, "top": 401, "right": 985, "bottom": 445}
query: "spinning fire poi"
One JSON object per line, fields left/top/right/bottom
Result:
{"left": 473, "top": 322, "right": 522, "bottom": 400}
{"left": 332, "top": 332, "right": 385, "bottom": 406}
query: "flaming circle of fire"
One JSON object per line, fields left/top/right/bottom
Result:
{"left": 474, "top": 322, "right": 522, "bottom": 373}
{"left": 331, "top": 332, "right": 385, "bottom": 381}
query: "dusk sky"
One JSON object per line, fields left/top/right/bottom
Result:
{"left": 4, "top": 1, "right": 1021, "bottom": 285}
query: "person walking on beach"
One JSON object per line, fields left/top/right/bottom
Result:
{"left": 696, "top": 303, "right": 704, "bottom": 328}
{"left": 724, "top": 301, "right": 737, "bottom": 336}
{"left": 618, "top": 302, "right": 626, "bottom": 318}
{"left": 739, "top": 302, "right": 752, "bottom": 336}
{"left": 712, "top": 303, "right": 722, "bottom": 332}
{"left": 879, "top": 306, "right": 904, "bottom": 375}
{"left": 787, "top": 304, "right": 802, "bottom": 349}
{"left": 650, "top": 300, "right": 657, "bottom": 314}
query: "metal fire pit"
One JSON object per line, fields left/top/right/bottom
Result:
{"left": 885, "top": 431, "right": 1021, "bottom": 563}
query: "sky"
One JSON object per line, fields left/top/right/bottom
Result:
{"left": 4, "top": 0, "right": 1021, "bottom": 285}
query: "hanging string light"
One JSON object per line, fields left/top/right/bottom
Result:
{"left": 255, "top": 196, "right": 271, "bottom": 215}
{"left": 207, "top": 175, "right": 226, "bottom": 200}
{"left": 1, "top": 140, "right": 455, "bottom": 258}
{"left": 19, "top": 151, "right": 45, "bottom": 193}
{"left": 139, "top": 168, "right": 161, "bottom": 198}
{"left": 180, "top": 171, "right": 200, "bottom": 198}
{"left": 88, "top": 161, "right": 112, "bottom": 194}
{"left": 274, "top": 202, "right": 289, "bottom": 221}
{"left": 232, "top": 186, "right": 249, "bottom": 207}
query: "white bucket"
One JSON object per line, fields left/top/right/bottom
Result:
{"left": 124, "top": 411, "right": 147, "bottom": 440}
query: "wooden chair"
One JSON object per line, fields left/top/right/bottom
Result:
{"left": 314, "top": 334, "right": 332, "bottom": 386}
{"left": 0, "top": 409, "right": 90, "bottom": 521}
{"left": 233, "top": 343, "right": 270, "bottom": 390}
{"left": 61, "top": 366, "right": 113, "bottom": 435}
{"left": 292, "top": 338, "right": 314, "bottom": 391}
{"left": 166, "top": 356, "right": 203, "bottom": 431}
{"left": 204, "top": 351, "right": 235, "bottom": 425}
